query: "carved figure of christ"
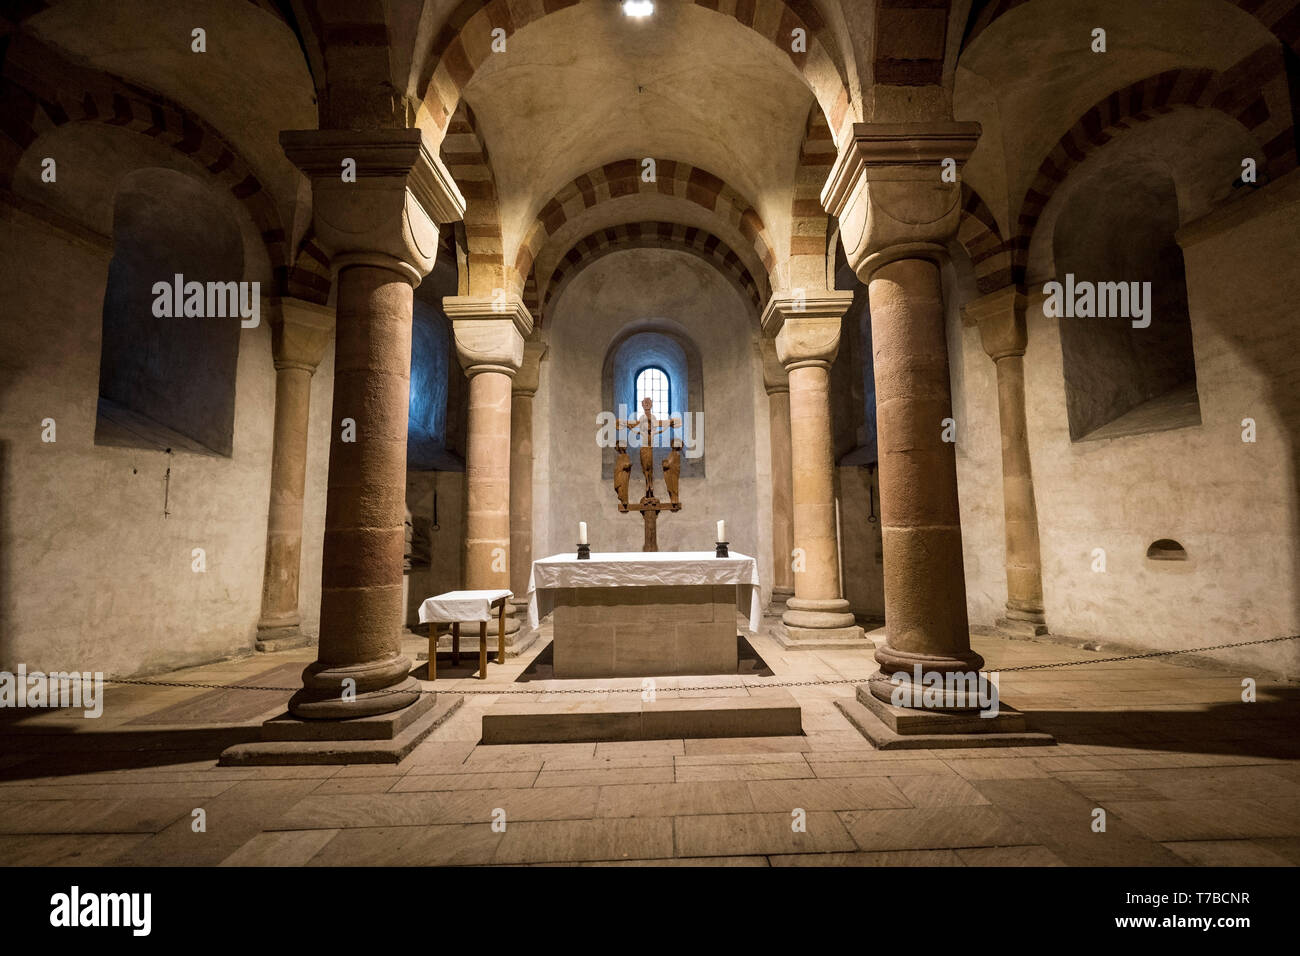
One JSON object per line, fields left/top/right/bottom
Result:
{"left": 617, "top": 396, "right": 681, "bottom": 496}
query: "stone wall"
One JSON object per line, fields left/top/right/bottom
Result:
{"left": 0, "top": 201, "right": 333, "bottom": 676}
{"left": 403, "top": 469, "right": 467, "bottom": 627}
{"left": 950, "top": 175, "right": 1300, "bottom": 677}
{"left": 535, "top": 248, "right": 771, "bottom": 604}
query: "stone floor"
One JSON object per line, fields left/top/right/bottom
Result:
{"left": 1, "top": 618, "right": 1298, "bottom": 866}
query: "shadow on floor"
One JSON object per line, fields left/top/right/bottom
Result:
{"left": 513, "top": 634, "right": 774, "bottom": 682}
{"left": 0, "top": 723, "right": 263, "bottom": 782}
{"left": 1023, "top": 688, "right": 1300, "bottom": 759}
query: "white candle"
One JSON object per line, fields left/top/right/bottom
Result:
{"left": 717, "top": 519, "right": 725, "bottom": 541}
{"left": 579, "top": 521, "right": 588, "bottom": 545}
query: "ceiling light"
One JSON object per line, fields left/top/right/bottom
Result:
{"left": 622, "top": 1, "right": 654, "bottom": 17}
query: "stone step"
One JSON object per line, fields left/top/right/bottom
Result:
{"left": 481, "top": 691, "right": 802, "bottom": 744}
{"left": 219, "top": 694, "right": 464, "bottom": 766}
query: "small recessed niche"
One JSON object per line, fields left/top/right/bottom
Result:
{"left": 1146, "top": 539, "right": 1188, "bottom": 561}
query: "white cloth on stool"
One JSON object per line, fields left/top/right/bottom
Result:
{"left": 526, "top": 551, "right": 761, "bottom": 631}
{"left": 418, "top": 589, "right": 512, "bottom": 625}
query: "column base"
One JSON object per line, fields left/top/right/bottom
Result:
{"left": 836, "top": 684, "right": 1055, "bottom": 750}
{"left": 996, "top": 609, "right": 1049, "bottom": 640}
{"left": 772, "top": 623, "right": 867, "bottom": 648}
{"left": 254, "top": 624, "right": 314, "bottom": 653}
{"left": 768, "top": 587, "right": 794, "bottom": 614}
{"left": 775, "top": 597, "right": 866, "bottom": 647}
{"left": 218, "top": 692, "right": 463, "bottom": 766}
{"left": 289, "top": 655, "right": 423, "bottom": 719}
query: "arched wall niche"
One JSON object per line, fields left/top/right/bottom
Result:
{"left": 1052, "top": 160, "right": 1200, "bottom": 441}
{"left": 95, "top": 166, "right": 245, "bottom": 457}
{"left": 1025, "top": 108, "right": 1268, "bottom": 284}
{"left": 1022, "top": 109, "right": 1256, "bottom": 443}
{"left": 12, "top": 122, "right": 275, "bottom": 285}
{"left": 600, "top": 322, "right": 705, "bottom": 480}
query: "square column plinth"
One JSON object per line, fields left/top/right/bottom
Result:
{"left": 552, "top": 585, "right": 738, "bottom": 678}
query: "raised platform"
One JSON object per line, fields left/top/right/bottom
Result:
{"left": 481, "top": 690, "right": 802, "bottom": 744}
{"left": 835, "top": 683, "right": 1055, "bottom": 750}
{"left": 219, "top": 693, "right": 463, "bottom": 766}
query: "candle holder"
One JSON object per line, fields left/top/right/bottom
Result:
{"left": 577, "top": 543, "right": 591, "bottom": 560}
{"left": 715, "top": 540, "right": 729, "bottom": 558}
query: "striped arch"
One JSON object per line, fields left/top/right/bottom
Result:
{"left": 539, "top": 221, "right": 767, "bottom": 324}
{"left": 0, "top": 37, "right": 289, "bottom": 288}
{"left": 1011, "top": 52, "right": 1298, "bottom": 280}
{"left": 513, "top": 159, "right": 777, "bottom": 299}
{"left": 963, "top": 0, "right": 1300, "bottom": 56}
{"left": 285, "top": 226, "right": 332, "bottom": 304}
{"left": 440, "top": 101, "right": 507, "bottom": 297}
{"left": 417, "top": 0, "right": 854, "bottom": 148}
{"left": 784, "top": 104, "right": 836, "bottom": 289}
{"left": 956, "top": 184, "right": 1015, "bottom": 294}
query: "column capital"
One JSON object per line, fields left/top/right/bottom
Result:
{"left": 280, "top": 128, "right": 466, "bottom": 285}
{"left": 762, "top": 290, "right": 854, "bottom": 371}
{"left": 758, "top": 338, "right": 788, "bottom": 395}
{"left": 512, "top": 335, "right": 549, "bottom": 396}
{"left": 270, "top": 297, "right": 334, "bottom": 373}
{"left": 821, "top": 121, "right": 981, "bottom": 281}
{"left": 444, "top": 293, "right": 535, "bottom": 376}
{"left": 963, "top": 286, "right": 1027, "bottom": 361}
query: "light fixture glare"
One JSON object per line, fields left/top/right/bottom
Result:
{"left": 622, "top": 0, "right": 654, "bottom": 17}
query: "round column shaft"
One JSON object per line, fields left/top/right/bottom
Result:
{"left": 509, "top": 388, "right": 535, "bottom": 603}
{"left": 259, "top": 362, "right": 312, "bottom": 632}
{"left": 767, "top": 385, "right": 794, "bottom": 600}
{"left": 868, "top": 257, "right": 982, "bottom": 701}
{"left": 465, "top": 368, "right": 514, "bottom": 606}
{"left": 995, "top": 352, "right": 1046, "bottom": 622}
{"left": 290, "top": 264, "right": 420, "bottom": 719}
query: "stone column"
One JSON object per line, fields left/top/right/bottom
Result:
{"left": 277, "top": 129, "right": 465, "bottom": 724}
{"left": 762, "top": 293, "right": 865, "bottom": 646}
{"left": 445, "top": 295, "right": 534, "bottom": 640}
{"left": 509, "top": 336, "right": 548, "bottom": 624}
{"left": 823, "top": 122, "right": 991, "bottom": 705}
{"left": 256, "top": 298, "right": 334, "bottom": 652}
{"left": 965, "top": 286, "right": 1048, "bottom": 637}
{"left": 759, "top": 339, "right": 794, "bottom": 608}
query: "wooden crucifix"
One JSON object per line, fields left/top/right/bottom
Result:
{"left": 614, "top": 396, "right": 683, "bottom": 551}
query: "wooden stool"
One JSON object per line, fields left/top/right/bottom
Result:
{"left": 417, "top": 589, "right": 512, "bottom": 681}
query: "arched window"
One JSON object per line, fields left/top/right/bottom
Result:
{"left": 635, "top": 366, "right": 669, "bottom": 419}
{"left": 601, "top": 326, "right": 705, "bottom": 478}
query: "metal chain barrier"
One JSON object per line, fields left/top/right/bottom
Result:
{"left": 95, "top": 633, "right": 1299, "bottom": 698}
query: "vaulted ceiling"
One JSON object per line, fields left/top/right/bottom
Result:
{"left": 7, "top": 0, "right": 1295, "bottom": 320}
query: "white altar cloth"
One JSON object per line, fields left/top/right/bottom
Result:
{"left": 527, "top": 551, "right": 761, "bottom": 631}
{"left": 418, "top": 589, "right": 512, "bottom": 624}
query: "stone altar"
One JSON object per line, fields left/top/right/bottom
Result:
{"left": 527, "top": 551, "right": 761, "bottom": 678}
